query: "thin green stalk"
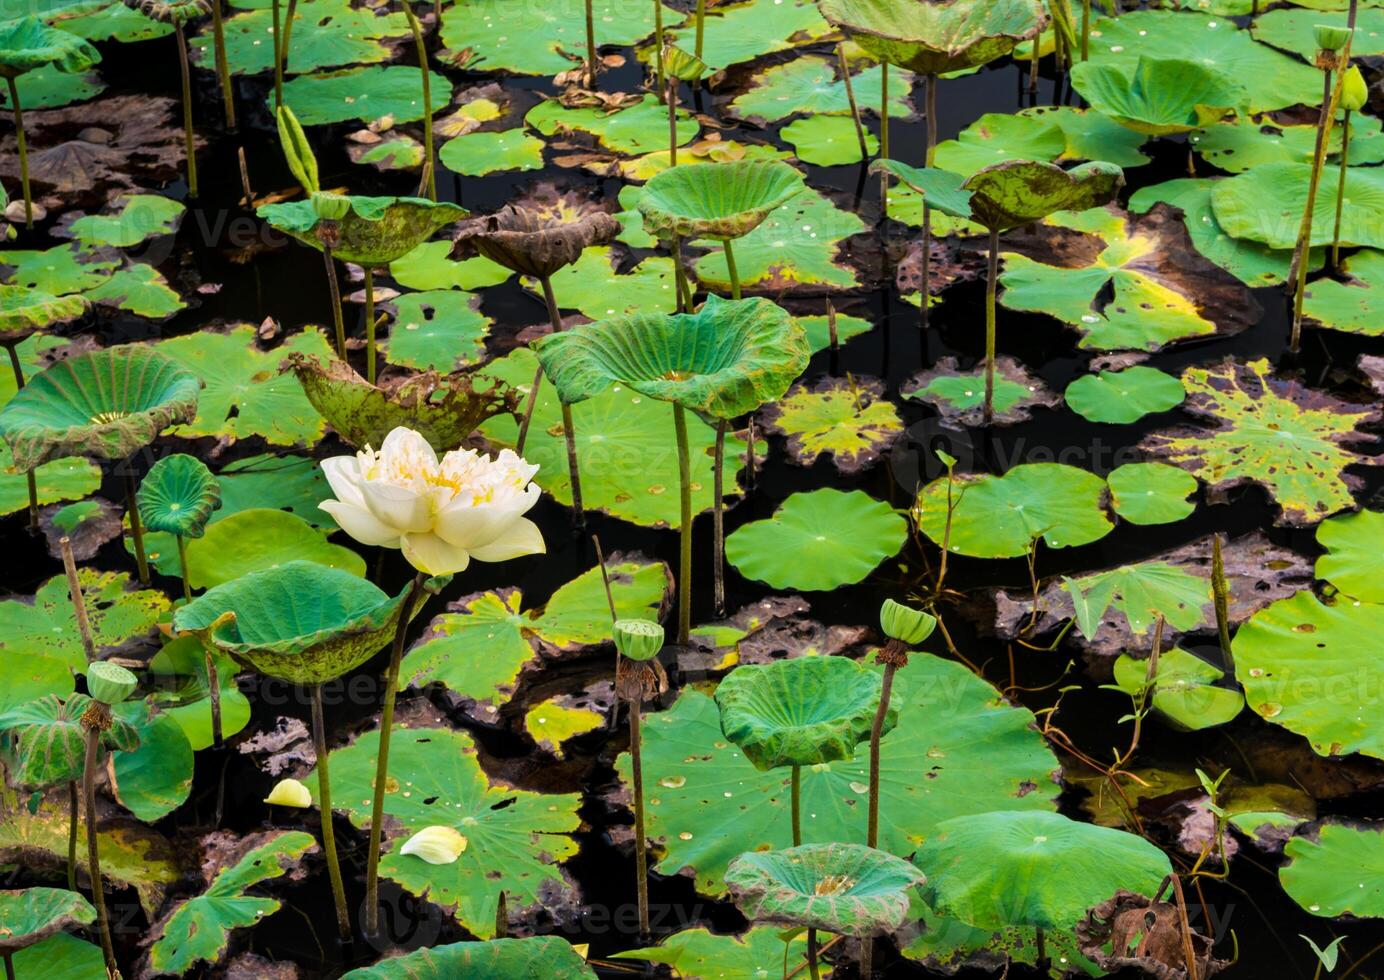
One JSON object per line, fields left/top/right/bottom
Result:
{"left": 272, "top": 0, "right": 284, "bottom": 108}
{"left": 312, "top": 684, "right": 352, "bottom": 941}
{"left": 5, "top": 343, "right": 36, "bottom": 531}
{"left": 879, "top": 62, "right": 890, "bottom": 216}
{"left": 983, "top": 227, "right": 1000, "bottom": 425}
{"left": 211, "top": 0, "right": 235, "bottom": 128}
{"left": 837, "top": 45, "right": 868, "bottom": 160}
{"left": 807, "top": 927, "right": 821, "bottom": 980}
{"left": 790, "top": 765, "right": 801, "bottom": 845}
{"left": 515, "top": 364, "right": 542, "bottom": 454}
{"left": 630, "top": 697, "right": 649, "bottom": 938}
{"left": 1291, "top": 67, "right": 1336, "bottom": 351}
{"left": 67, "top": 780, "right": 78, "bottom": 893}
{"left": 365, "top": 267, "right": 377, "bottom": 384}
{"left": 176, "top": 534, "right": 191, "bottom": 603}
{"left": 83, "top": 727, "right": 116, "bottom": 974}
{"left": 1081, "top": 0, "right": 1091, "bottom": 60}
{"left": 204, "top": 639, "right": 223, "bottom": 746}
{"left": 5, "top": 78, "right": 30, "bottom": 229}
{"left": 673, "top": 402, "right": 692, "bottom": 645}
{"left": 175, "top": 24, "right": 197, "bottom": 198}
{"left": 723, "top": 238, "right": 741, "bottom": 300}
{"left": 280, "top": 0, "right": 300, "bottom": 76}
{"left": 541, "top": 275, "right": 585, "bottom": 526}
{"left": 673, "top": 235, "right": 693, "bottom": 311}
{"left": 322, "top": 246, "right": 347, "bottom": 359}
{"left": 1333, "top": 109, "right": 1352, "bottom": 267}
{"left": 363, "top": 571, "right": 428, "bottom": 938}
{"left": 125, "top": 468, "right": 150, "bottom": 585}
{"left": 920, "top": 73, "right": 937, "bottom": 330}
{"left": 712, "top": 419, "right": 726, "bottom": 617}
{"left": 585, "top": 0, "right": 597, "bottom": 89}
{"left": 694, "top": 0, "right": 706, "bottom": 58}
{"left": 653, "top": 0, "right": 665, "bottom": 99}
{"left": 1211, "top": 534, "right": 1234, "bottom": 676}
{"left": 866, "top": 652, "right": 899, "bottom": 847}
{"left": 668, "top": 74, "right": 678, "bottom": 164}
{"left": 406, "top": 7, "right": 436, "bottom": 201}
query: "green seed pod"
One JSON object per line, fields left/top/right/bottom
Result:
{"left": 87, "top": 661, "right": 138, "bottom": 706}
{"left": 1343, "top": 65, "right": 1369, "bottom": 112}
{"left": 1314, "top": 23, "right": 1353, "bottom": 53}
{"left": 879, "top": 599, "right": 936, "bottom": 646}
{"left": 614, "top": 618, "right": 665, "bottom": 661}
{"left": 311, "top": 191, "right": 352, "bottom": 223}
{"left": 276, "top": 105, "right": 320, "bottom": 195}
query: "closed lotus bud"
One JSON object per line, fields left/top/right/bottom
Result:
{"left": 277, "top": 105, "right": 319, "bottom": 195}
{"left": 87, "top": 662, "right": 137, "bottom": 706}
{"left": 311, "top": 191, "right": 352, "bottom": 223}
{"left": 1314, "top": 23, "right": 1353, "bottom": 53}
{"left": 1343, "top": 65, "right": 1369, "bottom": 111}
{"left": 264, "top": 778, "right": 312, "bottom": 808}
{"left": 880, "top": 599, "right": 936, "bottom": 646}
{"left": 614, "top": 618, "right": 665, "bottom": 661}
{"left": 400, "top": 825, "right": 468, "bottom": 865}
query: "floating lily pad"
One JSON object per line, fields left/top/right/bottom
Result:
{"left": 0, "top": 651, "right": 72, "bottom": 715}
{"left": 64, "top": 193, "right": 183, "bottom": 247}
{"left": 1251, "top": 6, "right": 1384, "bottom": 59}
{"left": 935, "top": 106, "right": 1149, "bottom": 174}
{"left": 0, "top": 61, "right": 101, "bottom": 109}
{"left": 1140, "top": 358, "right": 1378, "bottom": 526}
{"left": 1303, "top": 248, "right": 1384, "bottom": 337}
{"left": 11, "top": 933, "right": 103, "bottom": 976}
{"left": 1316, "top": 509, "right": 1384, "bottom": 603}
{"left": 761, "top": 376, "right": 900, "bottom": 474}
{"left": 903, "top": 356, "right": 1056, "bottom": 427}
{"left": 1113, "top": 646, "right": 1244, "bottom": 731}
{"left": 0, "top": 444, "right": 99, "bottom": 518}
{"left": 781, "top": 115, "right": 878, "bottom": 166}
{"left": 1065, "top": 366, "right": 1184, "bottom": 423}
{"left": 1107, "top": 462, "right": 1198, "bottom": 526}
{"left": 109, "top": 705, "right": 194, "bottom": 821}
{"left": 440, "top": 0, "right": 673, "bottom": 75}
{"left": 391, "top": 241, "right": 509, "bottom": 292}
{"left": 537, "top": 248, "right": 677, "bottom": 319}
{"left": 664, "top": 0, "right": 831, "bottom": 72}
{"left": 797, "top": 312, "right": 872, "bottom": 353}
{"left": 1211, "top": 162, "right": 1384, "bottom": 250}
{"left": 613, "top": 926, "right": 831, "bottom": 978}
{"left": 727, "top": 489, "right": 905, "bottom": 591}
{"left": 192, "top": 0, "right": 410, "bottom": 76}
{"left": 523, "top": 697, "right": 604, "bottom": 758}
{"left": 1070, "top": 56, "right": 1247, "bottom": 136}
{"left": 728, "top": 56, "right": 910, "bottom": 124}
{"left": 315, "top": 725, "right": 582, "bottom": 937}
{"left": 914, "top": 463, "right": 1113, "bottom": 559}
{"left": 439, "top": 129, "right": 545, "bottom": 177}
{"left": 0, "top": 567, "right": 168, "bottom": 672}
{"left": 277, "top": 66, "right": 451, "bottom": 125}
{"left": 84, "top": 263, "right": 184, "bottom": 319}
{"left": 1281, "top": 822, "right": 1384, "bottom": 919}
{"left": 527, "top": 95, "right": 697, "bottom": 156}
{"left": 1063, "top": 561, "right": 1211, "bottom": 643}
{"left": 1, "top": 244, "right": 116, "bottom": 295}
{"left": 384, "top": 290, "right": 490, "bottom": 372}
{"left": 1193, "top": 115, "right": 1384, "bottom": 174}
{"left": 184, "top": 508, "right": 366, "bottom": 590}
{"left": 342, "top": 936, "right": 595, "bottom": 979}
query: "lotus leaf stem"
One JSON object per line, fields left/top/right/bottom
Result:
{"left": 281, "top": 0, "right": 300, "bottom": 77}
{"left": 175, "top": 533, "right": 191, "bottom": 602}
{"left": 3, "top": 950, "right": 12, "bottom": 980}
{"left": 1036, "top": 925, "right": 1047, "bottom": 967}
{"left": 67, "top": 780, "right": 78, "bottom": 892}
{"left": 321, "top": 246, "right": 348, "bottom": 359}
{"left": 919, "top": 73, "right": 938, "bottom": 330}
{"left": 982, "top": 227, "right": 1000, "bottom": 425}
{"left": 866, "top": 643, "right": 901, "bottom": 847}
{"left": 365, "top": 267, "right": 378, "bottom": 385}
{"left": 205, "top": 639, "right": 223, "bottom": 746}
{"left": 312, "top": 684, "right": 352, "bottom": 941}
{"left": 585, "top": 0, "right": 597, "bottom": 89}
{"left": 673, "top": 236, "right": 693, "bottom": 312}
{"left": 694, "top": 0, "right": 706, "bottom": 58}
{"left": 125, "top": 467, "right": 151, "bottom": 585}
{"left": 5, "top": 78, "right": 30, "bottom": 229}
{"left": 1211, "top": 534, "right": 1234, "bottom": 675}
{"left": 211, "top": 0, "right": 235, "bottom": 128}
{"left": 673, "top": 402, "right": 692, "bottom": 645}
{"left": 1291, "top": 67, "right": 1339, "bottom": 351}
{"left": 1333, "top": 109, "right": 1352, "bottom": 267}
{"left": 1081, "top": 0, "right": 1091, "bottom": 60}
{"left": 667, "top": 75, "right": 678, "bottom": 165}
{"left": 60, "top": 537, "right": 96, "bottom": 661}
{"left": 712, "top": 419, "right": 726, "bottom": 616}
{"left": 4, "top": 342, "right": 37, "bottom": 530}
{"left": 82, "top": 719, "right": 116, "bottom": 973}
{"left": 174, "top": 23, "right": 198, "bottom": 198}
{"left": 653, "top": 0, "right": 665, "bottom": 100}
{"left": 629, "top": 696, "right": 650, "bottom": 937}
{"left": 364, "top": 571, "right": 428, "bottom": 938}
{"left": 540, "top": 274, "right": 586, "bottom": 526}
{"left": 790, "top": 764, "right": 801, "bottom": 845}
{"left": 723, "top": 238, "right": 741, "bottom": 300}
{"left": 879, "top": 61, "right": 890, "bottom": 216}
{"left": 837, "top": 45, "right": 868, "bottom": 161}
{"left": 1029, "top": 31, "right": 1040, "bottom": 92}
{"left": 807, "top": 927, "right": 821, "bottom": 980}
{"left": 272, "top": 0, "right": 284, "bottom": 108}
{"left": 406, "top": 7, "right": 437, "bottom": 201}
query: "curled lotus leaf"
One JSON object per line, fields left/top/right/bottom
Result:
{"left": 0, "top": 285, "right": 87, "bottom": 343}
{"left": 532, "top": 294, "right": 809, "bottom": 419}
{"left": 637, "top": 160, "right": 806, "bottom": 241}
{"left": 818, "top": 0, "right": 1045, "bottom": 75}
{"left": 450, "top": 204, "right": 621, "bottom": 279}
{"left": 172, "top": 560, "right": 424, "bottom": 685}
{"left": 136, "top": 452, "right": 221, "bottom": 538}
{"left": 283, "top": 353, "right": 516, "bottom": 450}
{"left": 0, "top": 344, "right": 201, "bottom": 471}
{"left": 0, "top": 693, "right": 138, "bottom": 789}
{"left": 0, "top": 888, "right": 95, "bottom": 955}
{"left": 1070, "top": 56, "right": 1248, "bottom": 137}
{"left": 341, "top": 937, "right": 596, "bottom": 979}
{"left": 963, "top": 159, "right": 1125, "bottom": 231}
{"left": 257, "top": 195, "right": 466, "bottom": 266}
{"left": 917, "top": 810, "right": 1172, "bottom": 930}
{"left": 714, "top": 655, "right": 894, "bottom": 770}
{"left": 0, "top": 17, "right": 101, "bottom": 77}
{"left": 725, "top": 842, "right": 925, "bottom": 937}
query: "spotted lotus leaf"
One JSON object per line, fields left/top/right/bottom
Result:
{"left": 173, "top": 561, "right": 427, "bottom": 685}
{"left": 136, "top": 453, "right": 220, "bottom": 538}
{"left": 257, "top": 196, "right": 465, "bottom": 266}
{"left": 0, "top": 284, "right": 86, "bottom": 343}
{"left": 963, "top": 160, "right": 1125, "bottom": 231}
{"left": 0, "top": 344, "right": 200, "bottom": 470}
{"left": 1140, "top": 358, "right": 1379, "bottom": 526}
{"left": 760, "top": 375, "right": 902, "bottom": 473}
{"left": 714, "top": 655, "right": 893, "bottom": 770}
{"left": 533, "top": 294, "right": 808, "bottom": 419}
{"left": 725, "top": 842, "right": 925, "bottom": 937}
{"left": 637, "top": 160, "right": 806, "bottom": 241}
{"left": 818, "top": 0, "right": 1045, "bottom": 75}
{"left": 450, "top": 204, "right": 620, "bottom": 279}
{"left": 0, "top": 888, "right": 95, "bottom": 955}
{"left": 0, "top": 693, "right": 138, "bottom": 789}
{"left": 283, "top": 353, "right": 515, "bottom": 450}
{"left": 0, "top": 17, "right": 101, "bottom": 78}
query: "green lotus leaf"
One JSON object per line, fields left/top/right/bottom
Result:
{"left": 258, "top": 195, "right": 465, "bottom": 266}
{"left": 1315, "top": 509, "right": 1384, "bottom": 603}
{"left": 136, "top": 452, "right": 220, "bottom": 538}
{"left": 81, "top": 262, "right": 184, "bottom": 320}
{"left": 1211, "top": 162, "right": 1384, "bottom": 250}
{"left": 1071, "top": 56, "right": 1247, "bottom": 137}
{"left": 726, "top": 843, "right": 925, "bottom": 936}
{"left": 182, "top": 508, "right": 364, "bottom": 590}
{"left": 524, "top": 248, "right": 674, "bottom": 318}
{"left": 1233, "top": 590, "right": 1384, "bottom": 760}
{"left": 146, "top": 831, "right": 316, "bottom": 976}
{"left": 350, "top": 134, "right": 424, "bottom": 172}
{"left": 726, "top": 488, "right": 906, "bottom": 590}
{"left": 438, "top": 128, "right": 545, "bottom": 177}
{"left": 780, "top": 115, "right": 878, "bottom": 166}
{"left": 714, "top": 655, "right": 893, "bottom": 770}
{"left": 172, "top": 560, "right": 420, "bottom": 684}
{"left": 146, "top": 635, "right": 250, "bottom": 750}
{"left": 933, "top": 106, "right": 1149, "bottom": 175}
{"left": 390, "top": 240, "right": 510, "bottom": 291}
{"left": 1065, "top": 366, "right": 1185, "bottom": 423}
{"left": 451, "top": 204, "right": 621, "bottom": 280}
{"left": 869, "top": 160, "right": 975, "bottom": 220}
{"left": 533, "top": 294, "right": 808, "bottom": 419}
{"left": 1107, "top": 461, "right": 1198, "bottom": 526}
{"left": 1303, "top": 248, "right": 1384, "bottom": 336}
{"left": 108, "top": 704, "right": 193, "bottom": 822}
{"left": 2, "top": 244, "right": 117, "bottom": 295}
{"left": 0, "top": 344, "right": 200, "bottom": 471}
{"left": 0, "top": 284, "right": 86, "bottom": 342}
{"left": 311, "top": 725, "right": 581, "bottom": 938}
{"left": 63, "top": 193, "right": 184, "bottom": 248}
{"left": 902, "top": 901, "right": 1094, "bottom": 975}
{"left": 660, "top": 0, "right": 830, "bottom": 72}
{"left": 284, "top": 353, "right": 513, "bottom": 450}
{"left": 0, "top": 651, "right": 71, "bottom": 716}
{"left": 818, "top": 0, "right": 1045, "bottom": 75}
{"left": 797, "top": 312, "right": 872, "bottom": 352}
{"left": 382, "top": 289, "right": 490, "bottom": 372}
{"left": 1061, "top": 561, "right": 1211, "bottom": 642}
{"left": 276, "top": 66, "right": 451, "bottom": 125}
{"left": 964, "top": 159, "right": 1124, "bottom": 231}
{"left": 613, "top": 926, "right": 831, "bottom": 977}
{"left": 1140, "top": 358, "right": 1378, "bottom": 526}
{"left": 638, "top": 160, "right": 806, "bottom": 241}
{"left": 0, "top": 693, "right": 138, "bottom": 789}
{"left": 1113, "top": 646, "right": 1243, "bottom": 732}
{"left": 0, "top": 888, "right": 94, "bottom": 954}
{"left": 11, "top": 933, "right": 103, "bottom": 976}
{"left": 190, "top": 0, "right": 410, "bottom": 76}
{"left": 342, "top": 937, "right": 595, "bottom": 979}
{"left": 522, "top": 697, "right": 603, "bottom": 758}
{"left": 761, "top": 375, "right": 901, "bottom": 473}
{"left": 728, "top": 56, "right": 910, "bottom": 124}
{"left": 914, "top": 463, "right": 1113, "bottom": 559}
{"left": 1194, "top": 115, "right": 1384, "bottom": 175}
{"left": 1281, "top": 822, "right": 1384, "bottom": 919}
{"left": 0, "top": 449, "right": 99, "bottom": 520}
{"left": 902, "top": 356, "right": 1057, "bottom": 427}
{"left": 917, "top": 810, "right": 1172, "bottom": 930}
{"left": 0, "top": 59, "right": 100, "bottom": 107}
{"left": 0, "top": 16, "right": 100, "bottom": 77}
{"left": 1252, "top": 6, "right": 1384, "bottom": 59}
{"left": 526, "top": 95, "right": 697, "bottom": 156}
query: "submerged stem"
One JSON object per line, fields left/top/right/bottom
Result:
{"left": 630, "top": 697, "right": 649, "bottom": 938}
{"left": 673, "top": 402, "right": 692, "bottom": 646}
{"left": 6, "top": 78, "right": 30, "bottom": 229}
{"left": 982, "top": 227, "right": 1000, "bottom": 425}
{"left": 175, "top": 24, "right": 197, "bottom": 198}
{"left": 312, "top": 685, "right": 352, "bottom": 941}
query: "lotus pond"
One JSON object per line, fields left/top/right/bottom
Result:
{"left": 4, "top": 0, "right": 1384, "bottom": 977}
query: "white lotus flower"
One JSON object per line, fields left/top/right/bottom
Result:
{"left": 319, "top": 427, "right": 545, "bottom": 576}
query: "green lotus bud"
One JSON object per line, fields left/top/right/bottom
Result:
{"left": 1343, "top": 65, "right": 1369, "bottom": 111}
{"left": 1314, "top": 23, "right": 1352, "bottom": 53}
{"left": 399, "top": 825, "right": 468, "bottom": 864}
{"left": 936, "top": 449, "right": 957, "bottom": 469}
{"left": 311, "top": 191, "right": 352, "bottom": 223}
{"left": 663, "top": 43, "right": 708, "bottom": 83}
{"left": 614, "top": 618, "right": 665, "bottom": 661}
{"left": 277, "top": 105, "right": 320, "bottom": 195}
{"left": 264, "top": 778, "right": 312, "bottom": 808}
{"left": 880, "top": 599, "right": 936, "bottom": 646}
{"left": 87, "top": 661, "right": 137, "bottom": 705}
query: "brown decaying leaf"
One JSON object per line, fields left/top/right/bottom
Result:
{"left": 450, "top": 200, "right": 621, "bottom": 278}
{"left": 1078, "top": 890, "right": 1229, "bottom": 980}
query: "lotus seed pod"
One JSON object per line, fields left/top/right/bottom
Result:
{"left": 1314, "top": 23, "right": 1352, "bottom": 53}
{"left": 87, "top": 661, "right": 137, "bottom": 705}
{"left": 880, "top": 599, "right": 936, "bottom": 646}
{"left": 311, "top": 191, "right": 352, "bottom": 223}
{"left": 264, "top": 778, "right": 312, "bottom": 808}
{"left": 1343, "top": 65, "right": 1369, "bottom": 112}
{"left": 399, "top": 825, "right": 468, "bottom": 865}
{"left": 614, "top": 618, "right": 665, "bottom": 661}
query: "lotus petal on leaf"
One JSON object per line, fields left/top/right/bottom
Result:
{"left": 637, "top": 159, "right": 806, "bottom": 241}
{"left": 136, "top": 452, "right": 221, "bottom": 538}
{"left": 257, "top": 195, "right": 465, "bottom": 266}
{"left": 818, "top": 0, "right": 1045, "bottom": 75}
